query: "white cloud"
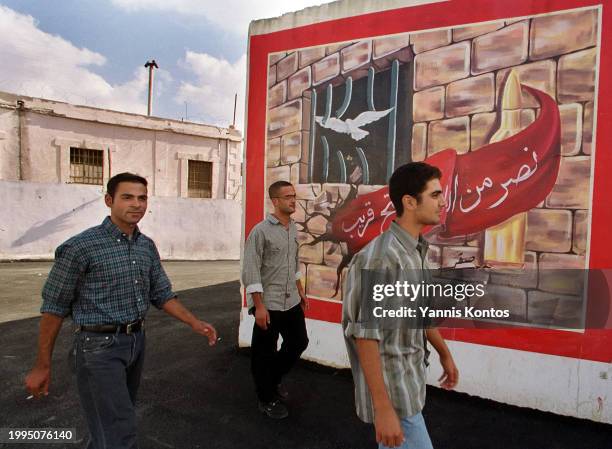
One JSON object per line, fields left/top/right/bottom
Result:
{"left": 0, "top": 5, "right": 169, "bottom": 114}
{"left": 111, "top": 0, "right": 332, "bottom": 35}
{"left": 110, "top": 0, "right": 332, "bottom": 127}
{"left": 176, "top": 51, "right": 246, "bottom": 128}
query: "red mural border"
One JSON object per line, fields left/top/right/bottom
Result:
{"left": 244, "top": 0, "right": 612, "bottom": 363}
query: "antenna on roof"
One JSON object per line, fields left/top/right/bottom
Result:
{"left": 144, "top": 60, "right": 159, "bottom": 116}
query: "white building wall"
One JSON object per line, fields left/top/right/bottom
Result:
{"left": 0, "top": 91, "right": 243, "bottom": 260}
{"left": 0, "top": 91, "right": 243, "bottom": 201}
{"left": 0, "top": 180, "right": 240, "bottom": 260}
{"left": 0, "top": 106, "right": 20, "bottom": 181}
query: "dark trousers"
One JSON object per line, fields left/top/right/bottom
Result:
{"left": 251, "top": 304, "right": 309, "bottom": 402}
{"left": 74, "top": 330, "right": 146, "bottom": 449}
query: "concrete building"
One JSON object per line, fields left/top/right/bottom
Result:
{"left": 0, "top": 91, "right": 243, "bottom": 260}
{"left": 0, "top": 91, "right": 242, "bottom": 200}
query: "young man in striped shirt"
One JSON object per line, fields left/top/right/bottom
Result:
{"left": 343, "top": 162, "right": 459, "bottom": 449}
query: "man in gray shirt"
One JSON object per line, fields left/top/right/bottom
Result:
{"left": 343, "top": 163, "right": 459, "bottom": 448}
{"left": 242, "top": 180, "right": 309, "bottom": 419}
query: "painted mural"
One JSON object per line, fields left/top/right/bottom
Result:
{"left": 264, "top": 8, "right": 598, "bottom": 328}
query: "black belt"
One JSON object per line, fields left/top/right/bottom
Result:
{"left": 78, "top": 319, "right": 144, "bottom": 334}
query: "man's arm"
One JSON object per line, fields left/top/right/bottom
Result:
{"left": 242, "top": 228, "right": 269, "bottom": 329}
{"left": 343, "top": 260, "right": 403, "bottom": 448}
{"left": 26, "top": 243, "right": 84, "bottom": 398}
{"left": 162, "top": 298, "right": 217, "bottom": 346}
{"left": 25, "top": 313, "right": 64, "bottom": 398}
{"left": 294, "top": 233, "right": 308, "bottom": 311}
{"left": 355, "top": 339, "right": 404, "bottom": 448}
{"left": 249, "top": 292, "right": 270, "bottom": 330}
{"left": 296, "top": 279, "right": 308, "bottom": 311}
{"left": 148, "top": 242, "right": 217, "bottom": 345}
{"left": 426, "top": 327, "right": 458, "bottom": 389}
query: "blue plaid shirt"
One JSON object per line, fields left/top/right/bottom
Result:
{"left": 41, "top": 216, "right": 176, "bottom": 325}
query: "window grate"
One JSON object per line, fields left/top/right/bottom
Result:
{"left": 188, "top": 160, "right": 212, "bottom": 198}
{"left": 70, "top": 147, "right": 103, "bottom": 185}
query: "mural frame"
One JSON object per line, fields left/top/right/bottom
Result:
{"left": 244, "top": 0, "right": 612, "bottom": 363}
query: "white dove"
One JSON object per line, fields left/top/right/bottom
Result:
{"left": 315, "top": 108, "right": 394, "bottom": 141}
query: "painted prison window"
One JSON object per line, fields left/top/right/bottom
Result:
{"left": 308, "top": 60, "right": 413, "bottom": 185}
{"left": 188, "top": 160, "right": 213, "bottom": 198}
{"left": 69, "top": 147, "right": 103, "bottom": 185}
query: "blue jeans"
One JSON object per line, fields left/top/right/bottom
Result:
{"left": 378, "top": 412, "right": 434, "bottom": 449}
{"left": 74, "top": 330, "right": 146, "bottom": 449}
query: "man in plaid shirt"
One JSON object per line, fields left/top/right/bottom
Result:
{"left": 25, "top": 172, "right": 218, "bottom": 449}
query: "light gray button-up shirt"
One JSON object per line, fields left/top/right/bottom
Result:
{"left": 342, "top": 221, "right": 430, "bottom": 423}
{"left": 242, "top": 214, "right": 302, "bottom": 311}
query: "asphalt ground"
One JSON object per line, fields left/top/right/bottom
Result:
{"left": 0, "top": 261, "right": 240, "bottom": 323}
{"left": 1, "top": 280, "right": 610, "bottom": 449}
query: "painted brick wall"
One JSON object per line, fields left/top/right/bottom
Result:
{"left": 264, "top": 8, "right": 598, "bottom": 325}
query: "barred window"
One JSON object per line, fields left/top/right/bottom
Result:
{"left": 70, "top": 147, "right": 103, "bottom": 185}
{"left": 309, "top": 60, "right": 412, "bottom": 185}
{"left": 188, "top": 160, "right": 212, "bottom": 198}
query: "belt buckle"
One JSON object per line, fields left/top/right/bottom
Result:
{"left": 126, "top": 322, "right": 135, "bottom": 334}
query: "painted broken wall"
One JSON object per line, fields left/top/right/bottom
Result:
{"left": 264, "top": 8, "right": 596, "bottom": 325}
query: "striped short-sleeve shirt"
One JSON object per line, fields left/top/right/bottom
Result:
{"left": 342, "top": 221, "right": 431, "bottom": 423}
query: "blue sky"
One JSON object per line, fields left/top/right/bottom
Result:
{"left": 0, "top": 0, "right": 330, "bottom": 129}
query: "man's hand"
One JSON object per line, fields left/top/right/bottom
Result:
{"left": 355, "top": 339, "right": 401, "bottom": 447}
{"left": 374, "top": 406, "right": 404, "bottom": 448}
{"left": 255, "top": 304, "right": 270, "bottom": 330}
{"left": 162, "top": 298, "right": 218, "bottom": 346}
{"left": 25, "top": 366, "right": 50, "bottom": 399}
{"left": 425, "top": 328, "right": 458, "bottom": 390}
{"left": 25, "top": 313, "right": 64, "bottom": 400}
{"left": 300, "top": 294, "right": 309, "bottom": 312}
{"left": 438, "top": 353, "right": 459, "bottom": 390}
{"left": 191, "top": 320, "right": 218, "bottom": 346}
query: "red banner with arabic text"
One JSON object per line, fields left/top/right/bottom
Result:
{"left": 329, "top": 86, "right": 561, "bottom": 253}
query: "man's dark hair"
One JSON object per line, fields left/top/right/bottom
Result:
{"left": 389, "top": 162, "right": 441, "bottom": 216}
{"left": 106, "top": 172, "right": 148, "bottom": 198}
{"left": 268, "top": 180, "right": 293, "bottom": 199}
